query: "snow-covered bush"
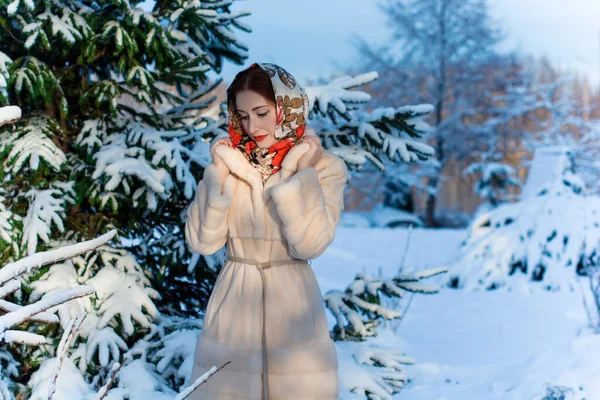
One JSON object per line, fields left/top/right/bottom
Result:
{"left": 0, "top": 228, "right": 118, "bottom": 399}
{"left": 448, "top": 146, "right": 600, "bottom": 291}
{"left": 27, "top": 315, "right": 227, "bottom": 400}
{"left": 28, "top": 243, "right": 160, "bottom": 371}
{"left": 325, "top": 251, "right": 448, "bottom": 397}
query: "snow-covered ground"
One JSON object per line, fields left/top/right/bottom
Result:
{"left": 313, "top": 227, "right": 600, "bottom": 400}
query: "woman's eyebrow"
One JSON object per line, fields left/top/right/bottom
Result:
{"left": 237, "top": 105, "right": 268, "bottom": 113}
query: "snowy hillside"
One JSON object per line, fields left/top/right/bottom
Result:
{"left": 313, "top": 227, "right": 600, "bottom": 400}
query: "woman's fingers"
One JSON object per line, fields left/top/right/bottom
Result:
{"left": 211, "top": 138, "right": 233, "bottom": 151}
{"left": 306, "top": 136, "right": 321, "bottom": 152}
{"left": 299, "top": 135, "right": 320, "bottom": 147}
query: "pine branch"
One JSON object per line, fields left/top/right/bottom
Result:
{"left": 0, "top": 299, "right": 59, "bottom": 324}
{"left": 0, "top": 285, "right": 94, "bottom": 335}
{"left": 325, "top": 229, "right": 448, "bottom": 341}
{"left": 0, "top": 229, "right": 117, "bottom": 286}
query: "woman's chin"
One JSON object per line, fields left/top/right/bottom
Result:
{"left": 255, "top": 140, "right": 276, "bottom": 148}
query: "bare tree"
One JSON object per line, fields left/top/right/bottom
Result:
{"left": 351, "top": 0, "right": 507, "bottom": 224}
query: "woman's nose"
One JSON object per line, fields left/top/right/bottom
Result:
{"left": 247, "top": 118, "right": 259, "bottom": 134}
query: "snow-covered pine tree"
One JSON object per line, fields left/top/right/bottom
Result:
{"left": 0, "top": 0, "right": 250, "bottom": 396}
{"left": 0, "top": 165, "right": 117, "bottom": 399}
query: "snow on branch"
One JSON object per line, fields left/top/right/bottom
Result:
{"left": 337, "top": 341, "right": 415, "bottom": 399}
{"left": 325, "top": 266, "right": 448, "bottom": 341}
{"left": 327, "top": 226, "right": 447, "bottom": 398}
{"left": 93, "top": 356, "right": 129, "bottom": 400}
{"left": 306, "top": 72, "right": 377, "bottom": 117}
{"left": 0, "top": 286, "right": 94, "bottom": 341}
{"left": 89, "top": 118, "right": 214, "bottom": 211}
{"left": 0, "top": 115, "right": 67, "bottom": 175}
{"left": 0, "top": 331, "right": 47, "bottom": 346}
{"left": 0, "top": 280, "right": 20, "bottom": 299}
{"left": 0, "top": 106, "right": 21, "bottom": 126}
{"left": 0, "top": 229, "right": 117, "bottom": 286}
{"left": 0, "top": 230, "right": 116, "bottom": 346}
{"left": 0, "top": 299, "right": 59, "bottom": 324}
{"left": 310, "top": 94, "right": 436, "bottom": 170}
{"left": 174, "top": 361, "right": 231, "bottom": 400}
{"left": 21, "top": 185, "right": 76, "bottom": 256}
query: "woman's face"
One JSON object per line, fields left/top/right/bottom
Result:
{"left": 236, "top": 90, "right": 278, "bottom": 149}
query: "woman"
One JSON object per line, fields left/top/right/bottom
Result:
{"left": 185, "top": 62, "right": 348, "bottom": 399}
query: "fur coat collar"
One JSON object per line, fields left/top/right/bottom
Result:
{"left": 213, "top": 126, "right": 316, "bottom": 192}
{"left": 212, "top": 126, "right": 316, "bottom": 237}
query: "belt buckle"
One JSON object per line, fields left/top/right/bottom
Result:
{"left": 259, "top": 261, "right": 272, "bottom": 269}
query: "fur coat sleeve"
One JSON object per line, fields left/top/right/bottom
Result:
{"left": 270, "top": 154, "right": 348, "bottom": 260}
{"left": 185, "top": 162, "right": 235, "bottom": 255}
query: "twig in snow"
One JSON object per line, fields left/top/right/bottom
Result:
{"left": 395, "top": 224, "right": 414, "bottom": 277}
{"left": 589, "top": 267, "right": 600, "bottom": 332}
{"left": 94, "top": 356, "right": 130, "bottom": 400}
{"left": 393, "top": 289, "right": 417, "bottom": 332}
{"left": 389, "top": 226, "right": 414, "bottom": 332}
{"left": 174, "top": 361, "right": 231, "bottom": 400}
{"left": 47, "top": 313, "right": 87, "bottom": 400}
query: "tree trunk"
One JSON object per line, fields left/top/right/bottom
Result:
{"left": 425, "top": 0, "right": 447, "bottom": 227}
{"left": 425, "top": 133, "right": 444, "bottom": 226}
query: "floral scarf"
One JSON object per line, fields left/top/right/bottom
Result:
{"left": 227, "top": 62, "right": 310, "bottom": 182}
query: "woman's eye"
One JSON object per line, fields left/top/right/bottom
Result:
{"left": 240, "top": 116, "right": 248, "bottom": 121}
{"left": 258, "top": 112, "right": 268, "bottom": 117}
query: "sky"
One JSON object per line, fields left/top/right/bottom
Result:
{"left": 214, "top": 0, "right": 600, "bottom": 89}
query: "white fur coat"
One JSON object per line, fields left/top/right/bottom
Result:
{"left": 184, "top": 127, "right": 348, "bottom": 399}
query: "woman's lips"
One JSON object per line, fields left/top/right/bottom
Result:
{"left": 254, "top": 135, "right": 267, "bottom": 142}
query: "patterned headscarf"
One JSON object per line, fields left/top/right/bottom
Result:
{"left": 227, "top": 62, "right": 310, "bottom": 181}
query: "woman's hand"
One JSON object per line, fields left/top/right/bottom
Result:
{"left": 210, "top": 137, "right": 233, "bottom": 183}
{"left": 296, "top": 135, "right": 322, "bottom": 171}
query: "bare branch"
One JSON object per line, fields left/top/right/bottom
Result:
{"left": 174, "top": 361, "right": 232, "bottom": 400}
{"left": 48, "top": 313, "right": 87, "bottom": 400}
